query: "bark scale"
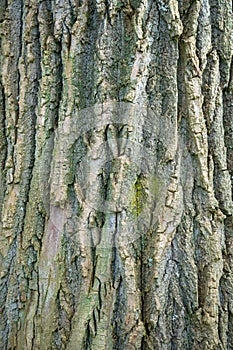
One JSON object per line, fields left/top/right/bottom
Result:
{"left": 0, "top": 0, "right": 232, "bottom": 349}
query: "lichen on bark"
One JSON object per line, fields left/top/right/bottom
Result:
{"left": 0, "top": 0, "right": 233, "bottom": 349}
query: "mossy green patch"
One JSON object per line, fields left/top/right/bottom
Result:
{"left": 130, "top": 176, "right": 147, "bottom": 216}
{"left": 130, "top": 174, "right": 161, "bottom": 217}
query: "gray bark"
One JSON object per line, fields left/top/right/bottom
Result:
{"left": 0, "top": 0, "right": 232, "bottom": 349}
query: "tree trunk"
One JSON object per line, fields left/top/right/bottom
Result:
{"left": 0, "top": 0, "right": 232, "bottom": 349}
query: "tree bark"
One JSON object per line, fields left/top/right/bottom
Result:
{"left": 0, "top": 0, "right": 232, "bottom": 349}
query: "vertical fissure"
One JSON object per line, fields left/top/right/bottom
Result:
{"left": 15, "top": 0, "right": 23, "bottom": 146}
{"left": 177, "top": 40, "right": 184, "bottom": 126}
{"left": 0, "top": 83, "right": 7, "bottom": 214}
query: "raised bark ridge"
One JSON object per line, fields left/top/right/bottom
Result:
{"left": 0, "top": 0, "right": 232, "bottom": 349}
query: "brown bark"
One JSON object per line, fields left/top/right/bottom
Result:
{"left": 0, "top": 0, "right": 232, "bottom": 349}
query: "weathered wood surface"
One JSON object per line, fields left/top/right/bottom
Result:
{"left": 0, "top": 0, "right": 232, "bottom": 349}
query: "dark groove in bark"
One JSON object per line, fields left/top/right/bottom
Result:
{"left": 0, "top": 83, "right": 7, "bottom": 214}
{"left": 14, "top": 0, "right": 23, "bottom": 146}
{"left": 177, "top": 40, "right": 184, "bottom": 125}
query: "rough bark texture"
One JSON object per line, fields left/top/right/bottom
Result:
{"left": 0, "top": 0, "right": 233, "bottom": 349}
